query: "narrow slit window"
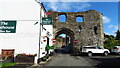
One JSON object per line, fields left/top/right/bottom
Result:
{"left": 94, "top": 26, "right": 98, "bottom": 35}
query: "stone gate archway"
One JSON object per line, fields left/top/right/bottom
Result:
{"left": 48, "top": 10, "right": 104, "bottom": 53}
{"left": 55, "top": 28, "right": 75, "bottom": 53}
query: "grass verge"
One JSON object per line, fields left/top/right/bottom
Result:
{"left": 1, "top": 62, "right": 16, "bottom": 68}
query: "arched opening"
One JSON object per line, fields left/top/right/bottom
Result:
{"left": 55, "top": 28, "right": 75, "bottom": 54}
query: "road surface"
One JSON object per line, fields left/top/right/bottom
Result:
{"left": 5, "top": 54, "right": 120, "bottom": 68}
{"left": 41, "top": 53, "right": 120, "bottom": 68}
{"left": 41, "top": 53, "right": 93, "bottom": 68}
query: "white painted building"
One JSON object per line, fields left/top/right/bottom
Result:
{"left": 0, "top": 0, "right": 53, "bottom": 64}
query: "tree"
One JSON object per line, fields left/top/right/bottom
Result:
{"left": 56, "top": 38, "right": 61, "bottom": 42}
{"left": 104, "top": 36, "right": 117, "bottom": 50}
{"left": 116, "top": 30, "right": 120, "bottom": 40}
{"left": 104, "top": 32, "right": 120, "bottom": 50}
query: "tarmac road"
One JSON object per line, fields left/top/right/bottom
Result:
{"left": 5, "top": 54, "right": 120, "bottom": 68}
{"left": 41, "top": 54, "right": 120, "bottom": 68}
{"left": 41, "top": 53, "right": 93, "bottom": 68}
{"left": 80, "top": 54, "right": 120, "bottom": 68}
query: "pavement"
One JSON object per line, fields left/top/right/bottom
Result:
{"left": 2, "top": 57, "right": 51, "bottom": 68}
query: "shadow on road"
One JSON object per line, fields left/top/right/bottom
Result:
{"left": 90, "top": 57, "right": 120, "bottom": 68}
{"left": 54, "top": 49, "right": 70, "bottom": 54}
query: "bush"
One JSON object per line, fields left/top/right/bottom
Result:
{"left": 104, "top": 36, "right": 120, "bottom": 50}
{"left": 45, "top": 45, "right": 55, "bottom": 51}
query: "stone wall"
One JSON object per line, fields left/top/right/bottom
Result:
{"left": 48, "top": 10, "right": 104, "bottom": 51}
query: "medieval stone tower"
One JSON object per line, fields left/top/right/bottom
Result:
{"left": 48, "top": 10, "right": 104, "bottom": 53}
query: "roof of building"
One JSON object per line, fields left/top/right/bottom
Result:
{"left": 41, "top": 3, "right": 46, "bottom": 12}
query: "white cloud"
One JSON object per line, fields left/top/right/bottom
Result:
{"left": 107, "top": 25, "right": 118, "bottom": 30}
{"left": 108, "top": 25, "right": 114, "bottom": 28}
{"left": 106, "top": 25, "right": 118, "bottom": 36}
{"left": 74, "top": 3, "right": 91, "bottom": 12}
{"left": 104, "top": 32, "right": 116, "bottom": 37}
{"left": 112, "top": 30, "right": 116, "bottom": 34}
{"left": 103, "top": 16, "right": 111, "bottom": 23}
{"left": 115, "top": 25, "right": 118, "bottom": 30}
{"left": 44, "top": 2, "right": 91, "bottom": 12}
{"left": 104, "top": 32, "right": 112, "bottom": 35}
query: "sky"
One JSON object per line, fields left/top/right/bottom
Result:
{"left": 40, "top": 0, "right": 120, "bottom": 2}
{"left": 43, "top": 2, "right": 119, "bottom": 36}
{"left": 0, "top": 0, "right": 119, "bottom": 37}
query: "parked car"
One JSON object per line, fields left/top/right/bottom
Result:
{"left": 111, "top": 46, "right": 120, "bottom": 55}
{"left": 81, "top": 46, "right": 110, "bottom": 57}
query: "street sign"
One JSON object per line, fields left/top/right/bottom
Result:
{"left": 52, "top": 39, "right": 56, "bottom": 45}
{"left": 52, "top": 39, "right": 56, "bottom": 43}
{"left": 74, "top": 40, "right": 78, "bottom": 44}
{"left": 0, "top": 20, "right": 17, "bottom": 33}
{"left": 42, "top": 17, "right": 52, "bottom": 25}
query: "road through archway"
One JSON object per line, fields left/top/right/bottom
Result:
{"left": 55, "top": 28, "right": 75, "bottom": 54}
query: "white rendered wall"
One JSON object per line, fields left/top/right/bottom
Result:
{"left": 40, "top": 25, "right": 53, "bottom": 58}
{"left": 0, "top": 0, "right": 53, "bottom": 63}
{"left": 0, "top": 0, "right": 40, "bottom": 20}
{"left": 0, "top": 21, "right": 40, "bottom": 55}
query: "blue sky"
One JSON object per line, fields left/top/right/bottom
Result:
{"left": 43, "top": 2, "right": 119, "bottom": 36}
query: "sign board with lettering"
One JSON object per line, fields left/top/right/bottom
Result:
{"left": 74, "top": 40, "right": 78, "bottom": 44}
{"left": 0, "top": 21, "right": 17, "bottom": 33}
{"left": 42, "top": 17, "right": 52, "bottom": 25}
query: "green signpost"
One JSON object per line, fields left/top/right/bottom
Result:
{"left": 0, "top": 20, "right": 17, "bottom": 33}
{"left": 42, "top": 17, "right": 52, "bottom": 25}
